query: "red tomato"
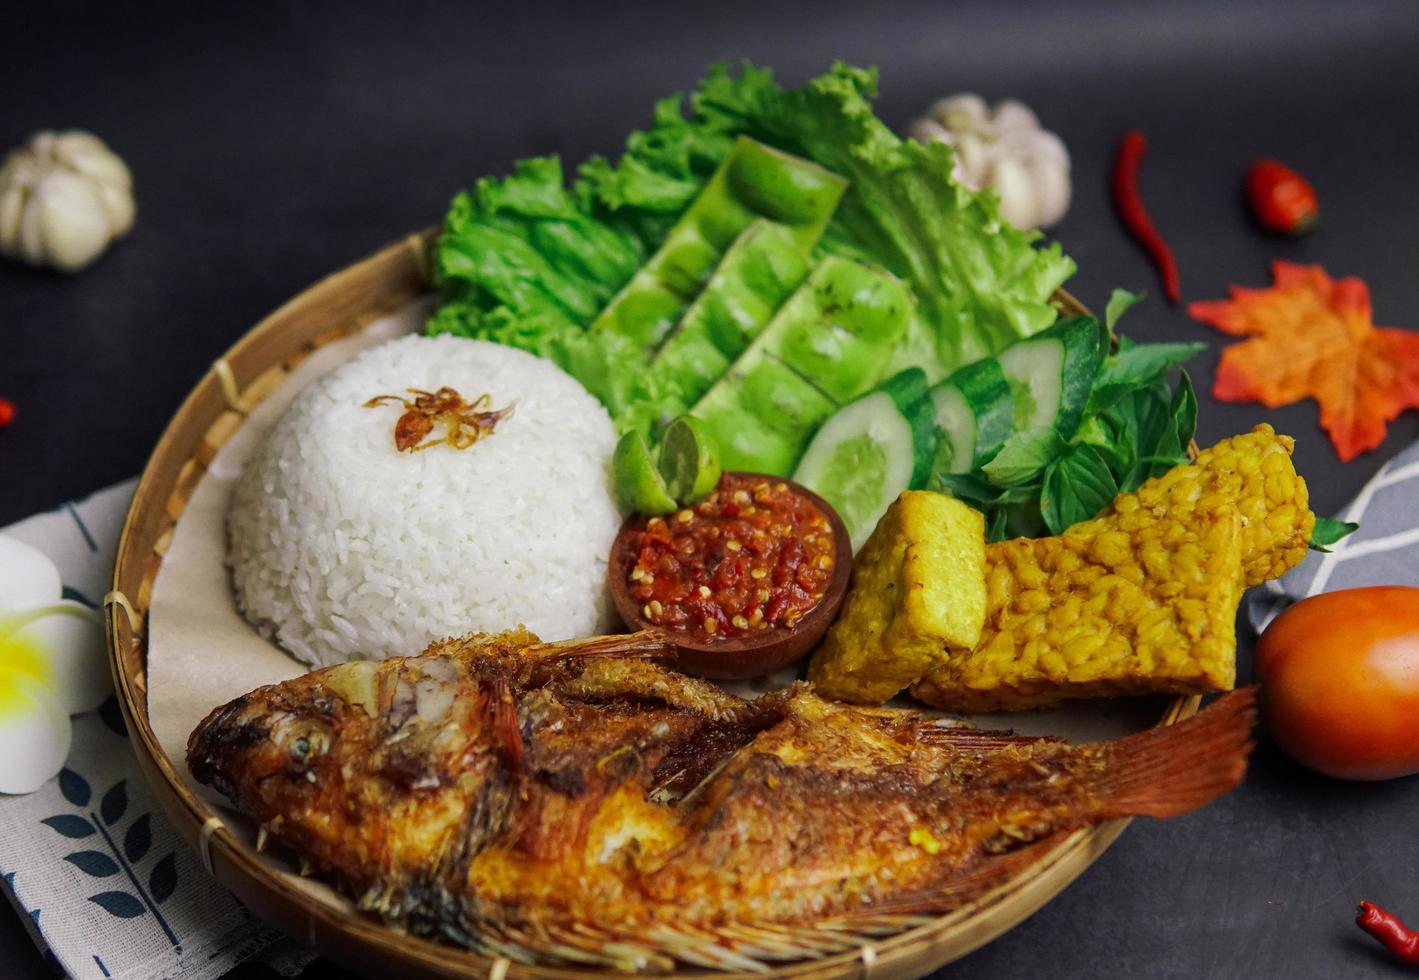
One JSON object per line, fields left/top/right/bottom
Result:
{"left": 1254, "top": 586, "right": 1419, "bottom": 780}
{"left": 1245, "top": 159, "right": 1318, "bottom": 235}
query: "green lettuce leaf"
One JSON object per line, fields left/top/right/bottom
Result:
{"left": 431, "top": 61, "right": 1076, "bottom": 426}
{"left": 585, "top": 62, "right": 1076, "bottom": 380}
{"left": 740, "top": 64, "right": 1075, "bottom": 378}
{"left": 428, "top": 157, "right": 641, "bottom": 355}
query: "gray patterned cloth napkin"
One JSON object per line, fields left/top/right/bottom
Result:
{"left": 0, "top": 481, "right": 308, "bottom": 980}
{"left": 1250, "top": 439, "right": 1419, "bottom": 632}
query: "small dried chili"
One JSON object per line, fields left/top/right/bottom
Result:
{"left": 1356, "top": 900, "right": 1419, "bottom": 964}
{"left": 0, "top": 397, "right": 14, "bottom": 430}
{"left": 1112, "top": 129, "right": 1180, "bottom": 304}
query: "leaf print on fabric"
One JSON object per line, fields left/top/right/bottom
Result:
{"left": 88, "top": 891, "right": 145, "bottom": 918}
{"left": 64, "top": 850, "right": 120, "bottom": 878}
{"left": 42, "top": 764, "right": 184, "bottom": 944}
{"left": 58, "top": 767, "right": 91, "bottom": 807}
{"left": 149, "top": 853, "right": 178, "bottom": 904}
{"left": 100, "top": 781, "right": 127, "bottom": 826}
{"left": 124, "top": 814, "right": 151, "bottom": 863}
{"left": 41, "top": 814, "right": 95, "bottom": 839}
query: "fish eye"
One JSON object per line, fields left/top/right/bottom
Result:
{"left": 292, "top": 737, "right": 311, "bottom": 759}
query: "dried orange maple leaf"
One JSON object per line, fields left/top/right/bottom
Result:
{"left": 1189, "top": 261, "right": 1419, "bottom": 462}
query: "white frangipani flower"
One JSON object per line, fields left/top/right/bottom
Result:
{"left": 0, "top": 535, "right": 110, "bottom": 794}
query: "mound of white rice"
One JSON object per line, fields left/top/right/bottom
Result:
{"left": 227, "top": 334, "right": 622, "bottom": 668}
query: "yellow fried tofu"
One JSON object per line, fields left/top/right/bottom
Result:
{"left": 910, "top": 425, "right": 1313, "bottom": 713}
{"left": 808, "top": 492, "right": 985, "bottom": 704}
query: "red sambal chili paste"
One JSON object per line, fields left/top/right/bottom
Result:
{"left": 627, "top": 474, "right": 835, "bottom": 643}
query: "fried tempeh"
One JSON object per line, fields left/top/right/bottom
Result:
{"left": 912, "top": 425, "right": 1314, "bottom": 712}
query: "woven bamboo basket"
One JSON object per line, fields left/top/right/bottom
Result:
{"left": 104, "top": 230, "right": 1202, "bottom": 980}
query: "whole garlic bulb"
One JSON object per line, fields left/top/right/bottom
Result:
{"left": 910, "top": 95, "right": 1071, "bottom": 230}
{"left": 0, "top": 130, "right": 135, "bottom": 272}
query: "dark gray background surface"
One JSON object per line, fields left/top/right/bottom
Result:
{"left": 3, "top": 1, "right": 1418, "bottom": 977}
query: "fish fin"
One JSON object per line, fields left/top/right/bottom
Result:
{"left": 483, "top": 678, "right": 525, "bottom": 769}
{"left": 526, "top": 630, "right": 675, "bottom": 663}
{"left": 1093, "top": 688, "right": 1256, "bottom": 819}
{"left": 915, "top": 727, "right": 1066, "bottom": 751}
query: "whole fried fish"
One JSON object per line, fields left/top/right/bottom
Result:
{"left": 189, "top": 629, "right": 1253, "bottom": 970}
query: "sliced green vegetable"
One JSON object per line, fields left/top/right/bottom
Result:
{"left": 432, "top": 63, "right": 1077, "bottom": 426}
{"left": 753, "top": 257, "right": 913, "bottom": 403}
{"left": 650, "top": 219, "right": 811, "bottom": 409}
{"left": 794, "top": 368, "right": 935, "bottom": 551}
{"left": 693, "top": 365, "right": 835, "bottom": 476}
{"left": 929, "top": 358, "right": 1014, "bottom": 477}
{"left": 689, "top": 257, "right": 912, "bottom": 475}
{"left": 578, "top": 62, "right": 1076, "bottom": 379}
{"left": 589, "top": 136, "right": 845, "bottom": 350}
{"left": 996, "top": 316, "right": 1106, "bottom": 439}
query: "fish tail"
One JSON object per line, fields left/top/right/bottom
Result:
{"left": 1095, "top": 688, "right": 1256, "bottom": 819}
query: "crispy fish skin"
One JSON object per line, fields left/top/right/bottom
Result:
{"left": 189, "top": 630, "right": 1254, "bottom": 956}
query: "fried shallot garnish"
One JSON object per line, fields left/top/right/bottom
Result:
{"left": 363, "top": 386, "right": 514, "bottom": 453}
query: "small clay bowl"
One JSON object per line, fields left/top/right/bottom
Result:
{"left": 607, "top": 473, "right": 853, "bottom": 680}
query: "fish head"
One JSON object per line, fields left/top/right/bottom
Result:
{"left": 187, "top": 654, "right": 491, "bottom": 812}
{"left": 186, "top": 679, "right": 346, "bottom": 804}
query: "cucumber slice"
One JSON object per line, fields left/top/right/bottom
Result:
{"left": 930, "top": 385, "right": 974, "bottom": 477}
{"left": 794, "top": 369, "right": 935, "bottom": 551}
{"left": 929, "top": 358, "right": 1014, "bottom": 476}
{"left": 996, "top": 316, "right": 1105, "bottom": 440}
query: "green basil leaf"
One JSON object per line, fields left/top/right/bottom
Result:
{"left": 1113, "top": 388, "right": 1169, "bottom": 490}
{"left": 985, "top": 507, "right": 1009, "bottom": 542}
{"left": 1105, "top": 288, "right": 1145, "bottom": 331}
{"left": 1309, "top": 517, "right": 1360, "bottom": 552}
{"left": 1170, "top": 369, "right": 1198, "bottom": 453}
{"left": 980, "top": 427, "right": 1067, "bottom": 488}
{"left": 932, "top": 473, "right": 1039, "bottom": 507}
{"left": 1072, "top": 415, "right": 1131, "bottom": 475}
{"left": 1086, "top": 342, "right": 1206, "bottom": 415}
{"left": 1000, "top": 503, "right": 1049, "bottom": 540}
{"left": 1041, "top": 445, "right": 1120, "bottom": 535}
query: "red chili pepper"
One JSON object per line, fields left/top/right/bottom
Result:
{"left": 1357, "top": 900, "right": 1419, "bottom": 964}
{"left": 1246, "top": 159, "right": 1318, "bottom": 235}
{"left": 0, "top": 397, "right": 15, "bottom": 430}
{"left": 1112, "top": 130, "right": 1181, "bottom": 303}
